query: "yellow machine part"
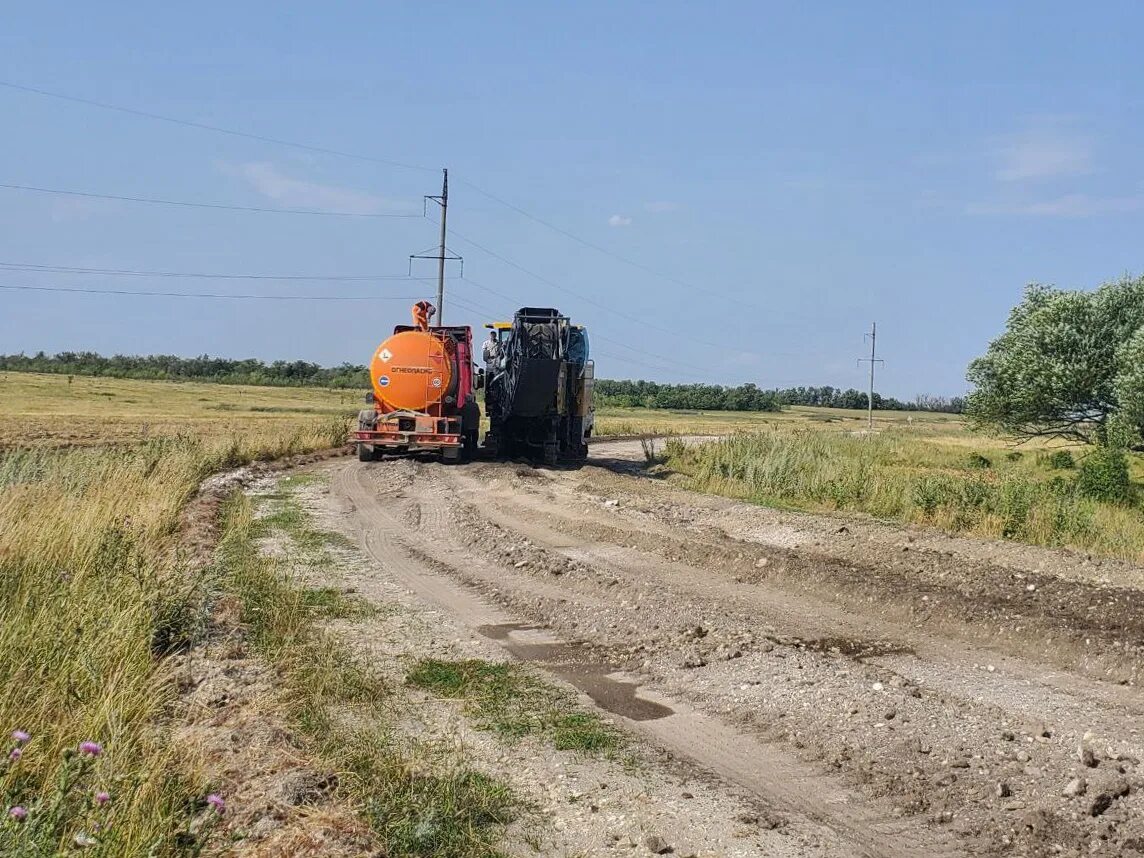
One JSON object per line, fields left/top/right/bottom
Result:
{"left": 369, "top": 330, "right": 453, "bottom": 412}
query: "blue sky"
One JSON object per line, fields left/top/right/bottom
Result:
{"left": 1, "top": 2, "right": 1141, "bottom": 398}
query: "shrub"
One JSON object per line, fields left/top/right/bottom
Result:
{"left": 1077, "top": 447, "right": 1134, "bottom": 504}
{"left": 1005, "top": 451, "right": 1023, "bottom": 462}
{"left": 966, "top": 452, "right": 992, "bottom": 469}
{"left": 1047, "top": 450, "right": 1075, "bottom": 470}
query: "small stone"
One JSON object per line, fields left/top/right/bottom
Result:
{"left": 1026, "top": 583, "right": 1036, "bottom": 592}
{"left": 755, "top": 557, "right": 769, "bottom": 568}
{"left": 884, "top": 709, "right": 897, "bottom": 721}
{"left": 1002, "top": 730, "right": 1016, "bottom": 741}
{"left": 872, "top": 682, "right": 884, "bottom": 692}
{"left": 1063, "top": 777, "right": 1087, "bottom": 798}
{"left": 644, "top": 834, "right": 673, "bottom": 854}
{"left": 1079, "top": 746, "right": 1098, "bottom": 768}
{"left": 996, "top": 782, "right": 1012, "bottom": 798}
{"left": 680, "top": 792, "right": 694, "bottom": 799}
{"left": 1015, "top": 750, "right": 1031, "bottom": 763}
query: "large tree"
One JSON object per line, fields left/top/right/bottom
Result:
{"left": 966, "top": 276, "right": 1144, "bottom": 445}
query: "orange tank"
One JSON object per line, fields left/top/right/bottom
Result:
{"left": 369, "top": 329, "right": 454, "bottom": 413}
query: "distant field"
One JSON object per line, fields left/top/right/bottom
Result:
{"left": 0, "top": 371, "right": 361, "bottom": 447}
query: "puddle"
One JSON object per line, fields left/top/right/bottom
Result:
{"left": 478, "top": 623, "right": 673, "bottom": 722}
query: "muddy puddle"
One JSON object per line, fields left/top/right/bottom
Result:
{"left": 478, "top": 623, "right": 673, "bottom": 721}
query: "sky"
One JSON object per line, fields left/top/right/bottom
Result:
{"left": 1, "top": 2, "right": 1142, "bottom": 399}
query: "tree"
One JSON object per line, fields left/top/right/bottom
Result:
{"left": 966, "top": 277, "right": 1144, "bottom": 445}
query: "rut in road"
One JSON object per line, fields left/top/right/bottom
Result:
{"left": 333, "top": 460, "right": 969, "bottom": 858}
{"left": 323, "top": 443, "right": 1144, "bottom": 857}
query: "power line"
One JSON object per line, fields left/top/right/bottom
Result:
{"left": 0, "top": 261, "right": 428, "bottom": 282}
{"left": 0, "top": 80, "right": 434, "bottom": 174}
{"left": 447, "top": 227, "right": 728, "bottom": 350}
{"left": 456, "top": 179, "right": 765, "bottom": 310}
{"left": 3, "top": 79, "right": 757, "bottom": 308}
{"left": 458, "top": 273, "right": 694, "bottom": 371}
{"left": 0, "top": 283, "right": 428, "bottom": 301}
{"left": 0, "top": 182, "right": 421, "bottom": 218}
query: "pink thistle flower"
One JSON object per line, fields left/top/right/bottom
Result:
{"left": 8, "top": 806, "right": 27, "bottom": 822}
{"left": 206, "top": 794, "right": 225, "bottom": 814}
{"left": 79, "top": 741, "right": 102, "bottom": 757}
{"left": 95, "top": 791, "right": 110, "bottom": 806}
{"left": 11, "top": 730, "right": 29, "bottom": 744}
{"left": 8, "top": 748, "right": 21, "bottom": 762}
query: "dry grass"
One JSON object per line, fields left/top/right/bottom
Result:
{"left": 0, "top": 371, "right": 361, "bottom": 449}
{"left": 0, "top": 387, "right": 349, "bottom": 854}
{"left": 663, "top": 429, "right": 1144, "bottom": 562}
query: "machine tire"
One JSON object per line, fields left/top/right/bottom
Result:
{"left": 542, "top": 441, "right": 559, "bottom": 468}
{"left": 357, "top": 443, "right": 374, "bottom": 463}
{"left": 442, "top": 446, "right": 462, "bottom": 465}
{"left": 463, "top": 430, "right": 479, "bottom": 461}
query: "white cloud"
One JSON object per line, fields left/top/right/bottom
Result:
{"left": 968, "top": 194, "right": 1144, "bottom": 218}
{"left": 220, "top": 162, "right": 395, "bottom": 214}
{"left": 643, "top": 201, "right": 680, "bottom": 213}
{"left": 994, "top": 125, "right": 1093, "bottom": 182}
{"left": 607, "top": 214, "right": 632, "bottom": 227}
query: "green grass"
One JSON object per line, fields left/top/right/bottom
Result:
{"left": 301, "top": 586, "right": 378, "bottom": 620}
{"left": 218, "top": 494, "right": 518, "bottom": 857}
{"left": 407, "top": 659, "right": 621, "bottom": 754}
{"left": 662, "top": 430, "right": 1144, "bottom": 562}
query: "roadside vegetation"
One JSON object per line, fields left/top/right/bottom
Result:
{"left": 407, "top": 659, "right": 621, "bottom": 754}
{"left": 663, "top": 429, "right": 1144, "bottom": 561}
{"left": 219, "top": 493, "right": 518, "bottom": 857}
{"left": 0, "top": 421, "right": 346, "bottom": 855}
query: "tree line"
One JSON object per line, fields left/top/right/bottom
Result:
{"left": 0, "top": 351, "right": 965, "bottom": 413}
{"left": 0, "top": 351, "right": 370, "bottom": 388}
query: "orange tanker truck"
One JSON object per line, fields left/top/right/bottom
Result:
{"left": 354, "top": 303, "right": 481, "bottom": 463}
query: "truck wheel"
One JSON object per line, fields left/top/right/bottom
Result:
{"left": 463, "top": 430, "right": 478, "bottom": 461}
{"left": 542, "top": 442, "right": 559, "bottom": 467}
{"left": 357, "top": 443, "right": 374, "bottom": 462}
{"left": 442, "top": 446, "right": 461, "bottom": 464}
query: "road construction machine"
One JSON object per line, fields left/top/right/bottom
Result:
{"left": 354, "top": 303, "right": 480, "bottom": 462}
{"left": 483, "top": 307, "right": 594, "bottom": 466}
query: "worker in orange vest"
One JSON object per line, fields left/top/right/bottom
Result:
{"left": 412, "top": 301, "right": 436, "bottom": 331}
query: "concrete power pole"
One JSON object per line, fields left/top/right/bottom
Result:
{"left": 435, "top": 168, "right": 448, "bottom": 324}
{"left": 410, "top": 169, "right": 461, "bottom": 326}
{"left": 858, "top": 322, "right": 884, "bottom": 431}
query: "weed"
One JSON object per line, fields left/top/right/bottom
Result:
{"left": 216, "top": 496, "right": 517, "bottom": 857}
{"left": 407, "top": 659, "right": 621, "bottom": 755}
{"left": 664, "top": 431, "right": 1143, "bottom": 560}
{"left": 966, "top": 452, "right": 992, "bottom": 469}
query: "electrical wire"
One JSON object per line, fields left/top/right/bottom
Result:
{"left": 0, "top": 182, "right": 420, "bottom": 218}
{"left": 0, "top": 80, "right": 435, "bottom": 174}
{"left": 455, "top": 179, "right": 766, "bottom": 310}
{"left": 3, "top": 79, "right": 758, "bottom": 307}
{"left": 0, "top": 283, "right": 427, "bottom": 301}
{"left": 0, "top": 261, "right": 429, "bottom": 282}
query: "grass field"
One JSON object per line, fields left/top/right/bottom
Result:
{"left": 0, "top": 371, "right": 362, "bottom": 448}
{"left": 0, "top": 375, "right": 350, "bottom": 855}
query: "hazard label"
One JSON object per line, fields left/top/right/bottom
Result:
{"left": 378, "top": 375, "right": 390, "bottom": 387}
{"left": 378, "top": 348, "right": 393, "bottom": 362}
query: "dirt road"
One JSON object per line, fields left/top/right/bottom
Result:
{"left": 315, "top": 439, "right": 1144, "bottom": 857}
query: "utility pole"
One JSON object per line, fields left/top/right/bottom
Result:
{"left": 434, "top": 169, "right": 448, "bottom": 324}
{"left": 410, "top": 168, "right": 461, "bottom": 325}
{"left": 858, "top": 322, "right": 884, "bottom": 431}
